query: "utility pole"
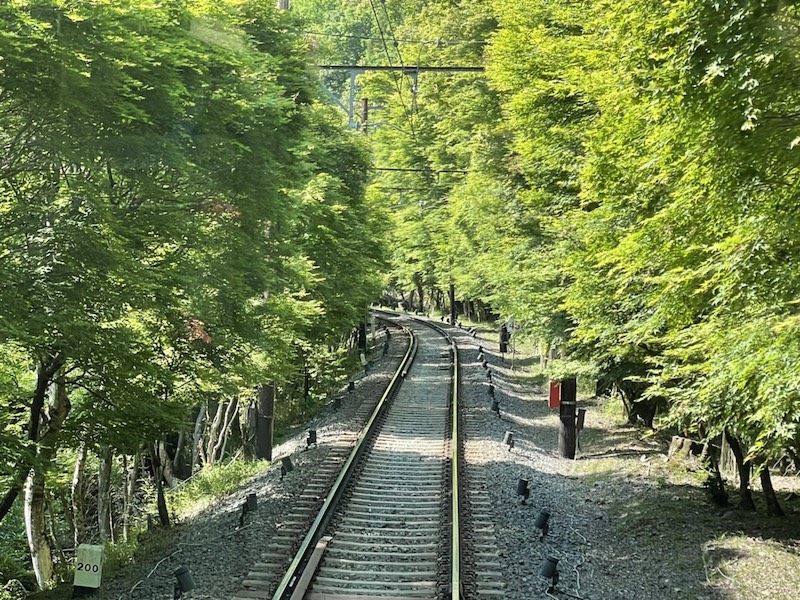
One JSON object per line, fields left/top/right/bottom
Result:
{"left": 362, "top": 97, "right": 369, "bottom": 134}
{"left": 558, "top": 378, "right": 577, "bottom": 459}
{"left": 255, "top": 384, "right": 275, "bottom": 460}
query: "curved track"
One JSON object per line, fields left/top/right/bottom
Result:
{"left": 229, "top": 315, "right": 508, "bottom": 600}
{"left": 307, "top": 320, "right": 454, "bottom": 599}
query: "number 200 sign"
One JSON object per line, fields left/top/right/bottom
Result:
{"left": 76, "top": 562, "right": 100, "bottom": 572}
{"left": 74, "top": 544, "right": 104, "bottom": 589}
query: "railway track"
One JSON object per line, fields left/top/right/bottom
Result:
{"left": 232, "top": 314, "right": 506, "bottom": 600}
{"left": 306, "top": 320, "right": 454, "bottom": 599}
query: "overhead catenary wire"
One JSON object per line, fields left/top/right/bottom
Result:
{"left": 378, "top": 0, "right": 420, "bottom": 124}
{"left": 366, "top": 0, "right": 417, "bottom": 140}
{"left": 299, "top": 29, "right": 485, "bottom": 46}
{"left": 378, "top": 0, "right": 406, "bottom": 68}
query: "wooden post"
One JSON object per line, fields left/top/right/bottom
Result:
{"left": 358, "top": 322, "right": 367, "bottom": 352}
{"left": 362, "top": 97, "right": 369, "bottom": 134}
{"left": 255, "top": 384, "right": 275, "bottom": 461}
{"left": 558, "top": 377, "right": 577, "bottom": 459}
{"left": 449, "top": 283, "right": 456, "bottom": 325}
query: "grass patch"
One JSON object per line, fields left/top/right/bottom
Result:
{"left": 597, "top": 393, "right": 628, "bottom": 423}
{"left": 704, "top": 534, "right": 800, "bottom": 600}
{"left": 27, "top": 527, "right": 177, "bottom": 600}
{"left": 167, "top": 458, "right": 269, "bottom": 518}
{"left": 31, "top": 460, "right": 265, "bottom": 600}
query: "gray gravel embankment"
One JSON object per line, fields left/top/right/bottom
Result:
{"left": 96, "top": 341, "right": 404, "bottom": 600}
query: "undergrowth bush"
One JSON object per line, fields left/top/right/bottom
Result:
{"left": 0, "top": 505, "right": 33, "bottom": 590}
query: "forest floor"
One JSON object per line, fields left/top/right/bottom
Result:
{"left": 570, "top": 395, "right": 800, "bottom": 600}
{"left": 476, "top": 322, "right": 800, "bottom": 600}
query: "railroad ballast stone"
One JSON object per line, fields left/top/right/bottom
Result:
{"left": 90, "top": 316, "right": 715, "bottom": 600}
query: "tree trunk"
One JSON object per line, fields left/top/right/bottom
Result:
{"left": 0, "top": 356, "right": 64, "bottom": 524}
{"left": 157, "top": 440, "right": 179, "bottom": 488}
{"left": 46, "top": 490, "right": 67, "bottom": 581}
{"left": 215, "top": 397, "right": 238, "bottom": 463}
{"left": 758, "top": 460, "right": 785, "bottom": 517}
{"left": 25, "top": 372, "right": 70, "bottom": 589}
{"left": 705, "top": 445, "right": 729, "bottom": 506}
{"left": 150, "top": 443, "right": 170, "bottom": 528}
{"left": 122, "top": 452, "right": 140, "bottom": 542}
{"left": 25, "top": 469, "right": 54, "bottom": 588}
{"left": 71, "top": 443, "right": 88, "bottom": 547}
{"left": 173, "top": 431, "right": 186, "bottom": 479}
{"left": 97, "top": 446, "right": 113, "bottom": 543}
{"left": 255, "top": 385, "right": 275, "bottom": 461}
{"left": 204, "top": 401, "right": 226, "bottom": 467}
{"left": 190, "top": 404, "right": 206, "bottom": 474}
{"left": 724, "top": 430, "right": 755, "bottom": 510}
{"left": 241, "top": 401, "right": 256, "bottom": 461}
{"left": 415, "top": 280, "right": 424, "bottom": 313}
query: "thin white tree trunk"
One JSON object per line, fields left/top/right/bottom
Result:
{"left": 205, "top": 401, "right": 226, "bottom": 467}
{"left": 25, "top": 374, "right": 70, "bottom": 589}
{"left": 25, "top": 468, "right": 53, "bottom": 588}
{"left": 71, "top": 443, "right": 88, "bottom": 547}
{"left": 97, "top": 446, "right": 113, "bottom": 543}
{"left": 213, "top": 397, "right": 238, "bottom": 463}
{"left": 190, "top": 404, "right": 207, "bottom": 474}
{"left": 158, "top": 441, "right": 179, "bottom": 488}
{"left": 122, "top": 452, "right": 140, "bottom": 542}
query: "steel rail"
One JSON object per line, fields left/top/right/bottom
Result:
{"left": 415, "top": 318, "right": 461, "bottom": 600}
{"left": 270, "top": 319, "right": 416, "bottom": 600}
{"left": 451, "top": 332, "right": 461, "bottom": 600}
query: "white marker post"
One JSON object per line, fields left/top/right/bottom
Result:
{"left": 74, "top": 544, "right": 104, "bottom": 591}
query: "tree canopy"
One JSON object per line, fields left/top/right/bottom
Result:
{"left": 0, "top": 0, "right": 388, "bottom": 586}
{"left": 294, "top": 0, "right": 800, "bottom": 505}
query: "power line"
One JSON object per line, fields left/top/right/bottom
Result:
{"left": 379, "top": 0, "right": 406, "bottom": 72}
{"left": 316, "top": 65, "right": 484, "bottom": 73}
{"left": 378, "top": 0, "right": 417, "bottom": 133}
{"left": 366, "top": 0, "right": 417, "bottom": 140}
{"left": 299, "top": 29, "right": 485, "bottom": 46}
{"left": 374, "top": 167, "right": 469, "bottom": 173}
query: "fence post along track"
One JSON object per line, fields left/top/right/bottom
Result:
{"left": 268, "top": 313, "right": 463, "bottom": 600}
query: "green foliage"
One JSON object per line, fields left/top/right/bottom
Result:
{"left": 543, "top": 359, "right": 599, "bottom": 384}
{"left": 0, "top": 506, "right": 30, "bottom": 583}
{"left": 0, "top": 0, "right": 385, "bottom": 581}
{"left": 295, "top": 0, "right": 800, "bottom": 479}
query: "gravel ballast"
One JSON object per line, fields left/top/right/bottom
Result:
{"left": 94, "top": 319, "right": 743, "bottom": 600}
